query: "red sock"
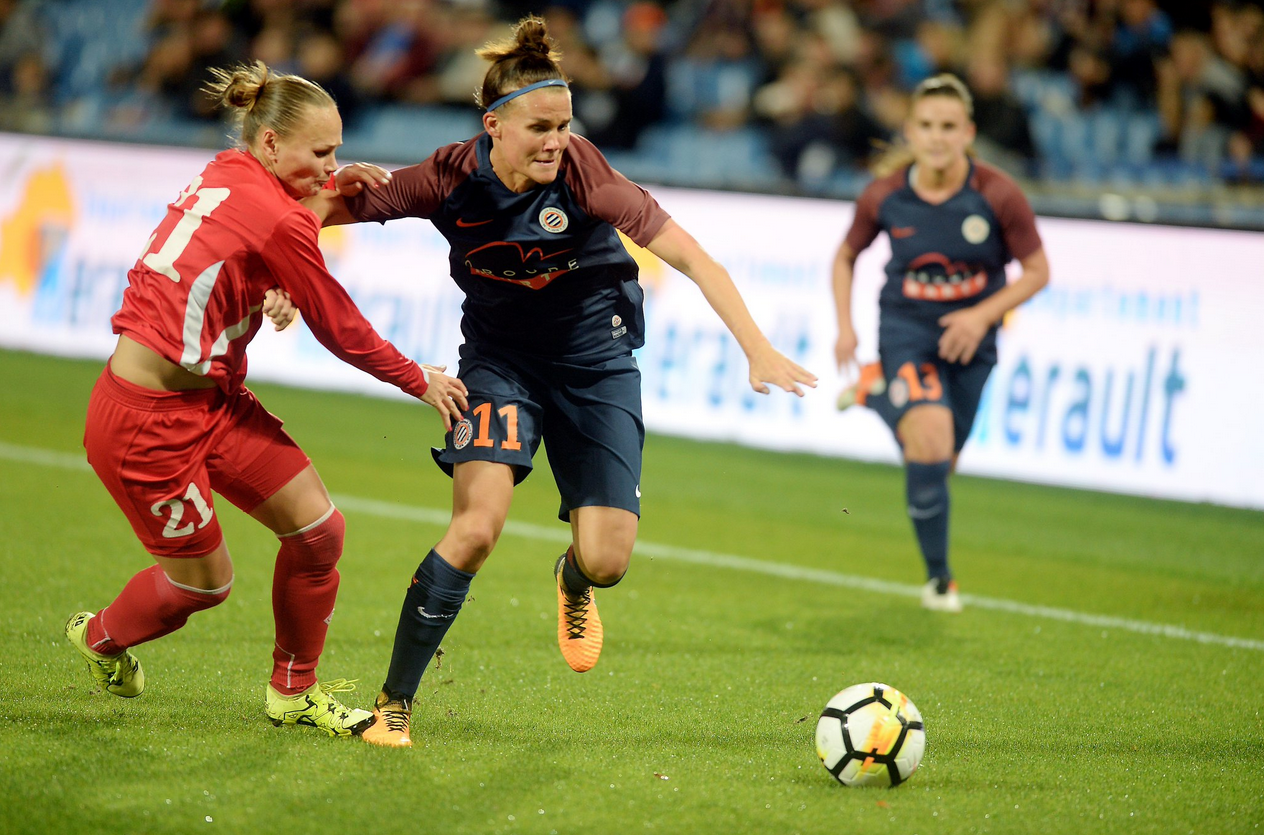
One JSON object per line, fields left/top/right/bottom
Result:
{"left": 88, "top": 564, "right": 232, "bottom": 655}
{"left": 271, "top": 507, "right": 344, "bottom": 696}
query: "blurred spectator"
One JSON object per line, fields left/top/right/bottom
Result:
{"left": 586, "top": 1, "right": 669, "bottom": 148}
{"left": 1110, "top": 0, "right": 1172, "bottom": 108}
{"left": 1159, "top": 29, "right": 1247, "bottom": 169}
{"left": 757, "top": 57, "right": 886, "bottom": 180}
{"left": 0, "top": 0, "right": 52, "bottom": 132}
{"left": 347, "top": 0, "right": 440, "bottom": 101}
{"left": 133, "top": 7, "right": 245, "bottom": 121}
{"left": 966, "top": 53, "right": 1036, "bottom": 171}
{"left": 670, "top": 1, "right": 763, "bottom": 130}
{"left": 296, "top": 29, "right": 363, "bottom": 127}
{"left": 413, "top": 4, "right": 498, "bottom": 108}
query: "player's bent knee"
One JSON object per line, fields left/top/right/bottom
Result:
{"left": 586, "top": 564, "right": 628, "bottom": 588}
{"left": 277, "top": 506, "right": 345, "bottom": 572}
{"left": 575, "top": 546, "right": 631, "bottom": 588}
{"left": 165, "top": 571, "right": 233, "bottom": 614}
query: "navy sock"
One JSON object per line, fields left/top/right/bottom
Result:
{"left": 905, "top": 461, "right": 952, "bottom": 581}
{"left": 560, "top": 546, "right": 623, "bottom": 596}
{"left": 382, "top": 549, "right": 474, "bottom": 702}
{"left": 560, "top": 547, "right": 593, "bottom": 597}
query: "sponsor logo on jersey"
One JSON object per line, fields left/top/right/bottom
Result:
{"left": 611, "top": 325, "right": 627, "bottom": 339}
{"left": 453, "top": 418, "right": 473, "bottom": 450}
{"left": 464, "top": 241, "right": 579, "bottom": 289}
{"left": 456, "top": 217, "right": 493, "bottom": 228}
{"left": 539, "top": 206, "right": 569, "bottom": 233}
{"left": 962, "top": 214, "right": 990, "bottom": 244}
{"left": 891, "top": 226, "right": 917, "bottom": 239}
{"left": 902, "top": 252, "right": 988, "bottom": 301}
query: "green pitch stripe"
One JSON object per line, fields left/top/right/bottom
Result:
{"left": 3, "top": 440, "right": 1262, "bottom": 653}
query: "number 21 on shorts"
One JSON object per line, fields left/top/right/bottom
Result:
{"left": 151, "top": 483, "right": 214, "bottom": 539}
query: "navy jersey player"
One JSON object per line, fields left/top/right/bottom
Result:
{"left": 832, "top": 74, "right": 1050, "bottom": 612}
{"left": 313, "top": 15, "right": 816, "bottom": 747}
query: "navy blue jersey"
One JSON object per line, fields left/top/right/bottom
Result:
{"left": 845, "top": 160, "right": 1043, "bottom": 326}
{"left": 344, "top": 132, "right": 671, "bottom": 361}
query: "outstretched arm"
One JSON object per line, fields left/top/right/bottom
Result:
{"left": 646, "top": 220, "right": 817, "bottom": 397}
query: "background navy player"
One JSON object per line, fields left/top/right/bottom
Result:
{"left": 314, "top": 15, "right": 817, "bottom": 747}
{"left": 832, "top": 74, "right": 1049, "bottom": 613}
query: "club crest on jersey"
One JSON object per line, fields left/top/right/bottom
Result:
{"left": 453, "top": 418, "right": 473, "bottom": 450}
{"left": 962, "top": 214, "right": 990, "bottom": 244}
{"left": 539, "top": 206, "right": 569, "bottom": 233}
{"left": 611, "top": 315, "right": 622, "bottom": 327}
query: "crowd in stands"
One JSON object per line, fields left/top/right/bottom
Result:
{"left": 2, "top": 0, "right": 1262, "bottom": 196}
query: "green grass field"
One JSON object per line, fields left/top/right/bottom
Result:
{"left": 1, "top": 347, "right": 1261, "bottom": 835}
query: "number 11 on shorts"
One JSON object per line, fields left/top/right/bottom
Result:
{"left": 468, "top": 402, "right": 521, "bottom": 451}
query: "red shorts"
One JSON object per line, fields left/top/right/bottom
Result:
{"left": 84, "top": 365, "right": 311, "bottom": 557}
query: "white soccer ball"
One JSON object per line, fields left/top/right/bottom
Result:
{"left": 815, "top": 682, "right": 926, "bottom": 787}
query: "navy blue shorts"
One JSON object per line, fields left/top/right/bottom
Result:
{"left": 432, "top": 346, "right": 645, "bottom": 522}
{"left": 872, "top": 316, "right": 995, "bottom": 452}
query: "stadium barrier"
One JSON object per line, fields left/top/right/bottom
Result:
{"left": 2, "top": 133, "right": 1260, "bottom": 509}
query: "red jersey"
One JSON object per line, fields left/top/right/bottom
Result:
{"left": 113, "top": 149, "right": 429, "bottom": 398}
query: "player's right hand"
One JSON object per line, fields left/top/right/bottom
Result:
{"left": 834, "top": 326, "right": 858, "bottom": 371}
{"left": 421, "top": 367, "right": 468, "bottom": 432}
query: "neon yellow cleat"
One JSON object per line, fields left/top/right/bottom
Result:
{"left": 361, "top": 691, "right": 413, "bottom": 748}
{"left": 265, "top": 679, "right": 375, "bottom": 737}
{"left": 65, "top": 611, "right": 145, "bottom": 698}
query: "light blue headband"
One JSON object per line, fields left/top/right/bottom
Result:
{"left": 486, "top": 79, "right": 569, "bottom": 112}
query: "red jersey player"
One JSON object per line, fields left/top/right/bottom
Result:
{"left": 63, "top": 61, "right": 467, "bottom": 738}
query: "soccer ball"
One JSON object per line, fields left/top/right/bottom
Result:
{"left": 815, "top": 682, "right": 926, "bottom": 787}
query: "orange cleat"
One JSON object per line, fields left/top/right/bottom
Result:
{"left": 555, "top": 555, "right": 603, "bottom": 673}
{"left": 836, "top": 362, "right": 885, "bottom": 411}
{"left": 361, "top": 691, "right": 412, "bottom": 748}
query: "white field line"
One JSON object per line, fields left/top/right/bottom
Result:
{"left": 3, "top": 440, "right": 1262, "bottom": 653}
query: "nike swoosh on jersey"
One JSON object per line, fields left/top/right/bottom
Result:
{"left": 891, "top": 226, "right": 917, "bottom": 238}
{"left": 455, "top": 218, "right": 494, "bottom": 227}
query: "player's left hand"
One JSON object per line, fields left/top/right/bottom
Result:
{"left": 937, "top": 308, "right": 989, "bottom": 364}
{"left": 334, "top": 162, "right": 392, "bottom": 196}
{"left": 747, "top": 343, "right": 818, "bottom": 397}
{"left": 263, "top": 287, "right": 297, "bottom": 331}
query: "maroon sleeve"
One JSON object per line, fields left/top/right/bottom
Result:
{"left": 977, "top": 165, "right": 1043, "bottom": 261}
{"left": 563, "top": 134, "right": 670, "bottom": 246}
{"left": 342, "top": 141, "right": 476, "bottom": 223}
{"left": 844, "top": 172, "right": 901, "bottom": 254}
{"left": 261, "top": 209, "right": 430, "bottom": 399}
